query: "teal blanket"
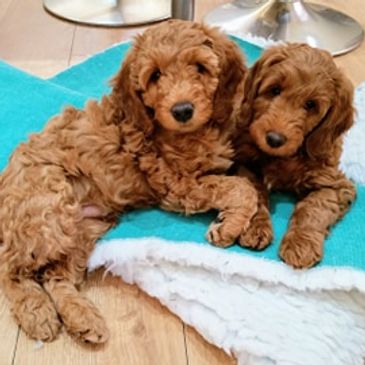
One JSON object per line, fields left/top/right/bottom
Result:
{"left": 1, "top": 38, "right": 364, "bottom": 269}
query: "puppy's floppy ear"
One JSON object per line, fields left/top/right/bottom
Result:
{"left": 239, "top": 45, "right": 287, "bottom": 124}
{"left": 305, "top": 70, "right": 354, "bottom": 160}
{"left": 110, "top": 50, "right": 153, "bottom": 135}
{"left": 204, "top": 28, "right": 247, "bottom": 124}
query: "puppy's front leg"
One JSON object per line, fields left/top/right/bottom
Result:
{"left": 280, "top": 172, "right": 355, "bottom": 268}
{"left": 236, "top": 167, "right": 273, "bottom": 250}
{"left": 194, "top": 175, "right": 258, "bottom": 247}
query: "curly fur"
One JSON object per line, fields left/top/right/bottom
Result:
{"left": 234, "top": 43, "right": 356, "bottom": 269}
{"left": 0, "top": 20, "right": 257, "bottom": 343}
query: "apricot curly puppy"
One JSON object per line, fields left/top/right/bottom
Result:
{"left": 235, "top": 44, "right": 356, "bottom": 269}
{"left": 0, "top": 20, "right": 257, "bottom": 343}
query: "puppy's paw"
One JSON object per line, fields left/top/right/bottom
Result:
{"left": 74, "top": 316, "right": 109, "bottom": 344}
{"left": 239, "top": 213, "right": 273, "bottom": 250}
{"left": 280, "top": 228, "right": 324, "bottom": 269}
{"left": 62, "top": 299, "right": 109, "bottom": 344}
{"left": 206, "top": 213, "right": 250, "bottom": 248}
{"left": 206, "top": 221, "right": 235, "bottom": 248}
{"left": 13, "top": 292, "right": 61, "bottom": 342}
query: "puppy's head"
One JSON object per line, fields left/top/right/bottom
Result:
{"left": 111, "top": 20, "right": 246, "bottom": 134}
{"left": 241, "top": 44, "right": 354, "bottom": 159}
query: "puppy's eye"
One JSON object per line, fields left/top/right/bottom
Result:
{"left": 149, "top": 69, "right": 161, "bottom": 83}
{"left": 270, "top": 85, "right": 281, "bottom": 96}
{"left": 202, "top": 39, "right": 213, "bottom": 48}
{"left": 304, "top": 100, "right": 317, "bottom": 111}
{"left": 196, "top": 63, "right": 207, "bottom": 74}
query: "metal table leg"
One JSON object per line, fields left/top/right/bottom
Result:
{"left": 204, "top": 0, "right": 364, "bottom": 55}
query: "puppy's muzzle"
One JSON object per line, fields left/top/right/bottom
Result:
{"left": 171, "top": 102, "right": 194, "bottom": 123}
{"left": 266, "top": 131, "right": 287, "bottom": 148}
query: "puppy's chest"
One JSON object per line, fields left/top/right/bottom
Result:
{"left": 261, "top": 158, "right": 314, "bottom": 192}
{"left": 139, "top": 133, "right": 233, "bottom": 198}
{"left": 237, "top": 139, "right": 310, "bottom": 191}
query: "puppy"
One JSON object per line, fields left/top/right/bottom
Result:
{"left": 234, "top": 43, "right": 356, "bottom": 269}
{"left": 0, "top": 20, "right": 257, "bottom": 343}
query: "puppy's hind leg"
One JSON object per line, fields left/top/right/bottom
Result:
{"left": 0, "top": 188, "right": 111, "bottom": 343}
{"left": 1, "top": 275, "right": 61, "bottom": 341}
{"left": 0, "top": 190, "right": 75, "bottom": 342}
{"left": 41, "top": 218, "right": 113, "bottom": 344}
{"left": 42, "top": 258, "right": 109, "bottom": 345}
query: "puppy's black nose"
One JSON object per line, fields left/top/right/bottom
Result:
{"left": 171, "top": 102, "right": 194, "bottom": 123}
{"left": 266, "top": 131, "right": 287, "bottom": 148}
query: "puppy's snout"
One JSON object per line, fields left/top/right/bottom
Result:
{"left": 171, "top": 102, "right": 194, "bottom": 123}
{"left": 266, "top": 131, "right": 287, "bottom": 148}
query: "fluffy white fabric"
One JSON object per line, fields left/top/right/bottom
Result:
{"left": 88, "top": 84, "right": 365, "bottom": 365}
{"left": 89, "top": 239, "right": 365, "bottom": 365}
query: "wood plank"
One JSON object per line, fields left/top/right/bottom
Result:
{"left": 13, "top": 270, "right": 187, "bottom": 365}
{"left": 185, "top": 325, "right": 235, "bottom": 365}
{"left": 0, "top": 0, "right": 75, "bottom": 77}
{"left": 0, "top": 0, "right": 13, "bottom": 22}
{"left": 71, "top": 25, "right": 147, "bottom": 58}
{"left": 0, "top": 291, "right": 20, "bottom": 365}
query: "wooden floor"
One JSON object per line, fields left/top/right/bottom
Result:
{"left": 0, "top": 1, "right": 364, "bottom": 364}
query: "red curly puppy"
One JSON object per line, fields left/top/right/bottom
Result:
{"left": 235, "top": 44, "right": 356, "bottom": 269}
{"left": 0, "top": 20, "right": 257, "bottom": 343}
